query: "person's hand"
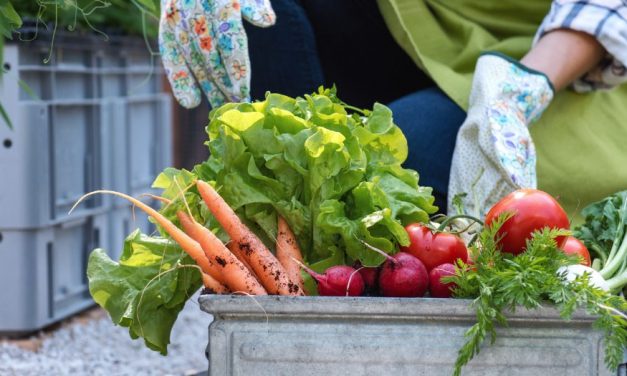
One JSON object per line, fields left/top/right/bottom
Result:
{"left": 159, "top": 0, "right": 276, "bottom": 108}
{"left": 448, "top": 52, "right": 554, "bottom": 216}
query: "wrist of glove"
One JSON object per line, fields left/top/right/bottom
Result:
{"left": 159, "top": 0, "right": 276, "bottom": 109}
{"left": 448, "top": 52, "right": 554, "bottom": 216}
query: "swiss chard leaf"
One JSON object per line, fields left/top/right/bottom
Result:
{"left": 87, "top": 231, "right": 202, "bottom": 355}
{"left": 574, "top": 191, "right": 627, "bottom": 270}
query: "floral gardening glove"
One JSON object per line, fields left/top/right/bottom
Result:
{"left": 448, "top": 52, "right": 554, "bottom": 216}
{"left": 159, "top": 0, "right": 276, "bottom": 108}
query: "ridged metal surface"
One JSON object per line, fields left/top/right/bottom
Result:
{"left": 200, "top": 295, "right": 612, "bottom": 376}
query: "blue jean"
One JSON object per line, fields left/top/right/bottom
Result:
{"left": 388, "top": 89, "right": 466, "bottom": 210}
{"left": 246, "top": 0, "right": 466, "bottom": 211}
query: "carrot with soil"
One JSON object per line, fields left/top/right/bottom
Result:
{"left": 70, "top": 190, "right": 229, "bottom": 292}
{"left": 196, "top": 180, "right": 303, "bottom": 296}
{"left": 227, "top": 241, "right": 255, "bottom": 275}
{"left": 177, "top": 211, "right": 268, "bottom": 295}
{"left": 202, "top": 273, "right": 230, "bottom": 294}
{"left": 276, "top": 216, "right": 305, "bottom": 292}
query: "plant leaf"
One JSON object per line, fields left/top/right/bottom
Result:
{"left": 0, "top": 102, "right": 13, "bottom": 129}
{"left": 0, "top": 1, "right": 22, "bottom": 34}
{"left": 87, "top": 231, "right": 202, "bottom": 355}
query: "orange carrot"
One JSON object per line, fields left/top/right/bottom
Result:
{"left": 202, "top": 273, "right": 230, "bottom": 294}
{"left": 277, "top": 216, "right": 305, "bottom": 292}
{"left": 196, "top": 180, "right": 302, "bottom": 296}
{"left": 227, "top": 241, "right": 255, "bottom": 276}
{"left": 177, "top": 212, "right": 267, "bottom": 295}
{"left": 69, "top": 190, "right": 228, "bottom": 292}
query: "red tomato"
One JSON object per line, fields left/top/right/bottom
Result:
{"left": 401, "top": 224, "right": 468, "bottom": 271}
{"left": 560, "top": 236, "right": 591, "bottom": 266}
{"left": 485, "top": 189, "right": 570, "bottom": 255}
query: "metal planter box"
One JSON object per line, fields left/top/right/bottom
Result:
{"left": 200, "top": 295, "right": 612, "bottom": 376}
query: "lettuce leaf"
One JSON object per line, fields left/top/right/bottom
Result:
{"left": 190, "top": 87, "right": 437, "bottom": 266}
{"left": 87, "top": 230, "right": 202, "bottom": 355}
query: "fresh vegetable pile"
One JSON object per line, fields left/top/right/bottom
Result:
{"left": 81, "top": 87, "right": 437, "bottom": 353}
{"left": 78, "top": 88, "right": 626, "bottom": 375}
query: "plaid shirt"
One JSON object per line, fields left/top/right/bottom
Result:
{"left": 534, "top": 0, "right": 627, "bottom": 91}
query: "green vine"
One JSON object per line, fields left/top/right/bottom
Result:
{"left": 0, "top": 0, "right": 161, "bottom": 129}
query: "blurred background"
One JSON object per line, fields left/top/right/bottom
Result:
{"left": 0, "top": 1, "right": 211, "bottom": 374}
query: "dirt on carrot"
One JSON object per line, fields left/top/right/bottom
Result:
{"left": 177, "top": 211, "right": 267, "bottom": 295}
{"left": 277, "top": 216, "right": 305, "bottom": 292}
{"left": 196, "top": 180, "right": 303, "bottom": 296}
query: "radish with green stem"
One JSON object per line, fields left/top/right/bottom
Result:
{"left": 292, "top": 258, "right": 364, "bottom": 296}
{"left": 558, "top": 265, "right": 610, "bottom": 292}
{"left": 379, "top": 252, "right": 429, "bottom": 298}
{"left": 357, "top": 237, "right": 429, "bottom": 297}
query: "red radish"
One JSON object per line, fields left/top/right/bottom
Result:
{"left": 294, "top": 259, "right": 364, "bottom": 296}
{"left": 429, "top": 263, "right": 457, "bottom": 298}
{"left": 379, "top": 252, "right": 429, "bottom": 298}
{"left": 353, "top": 261, "right": 379, "bottom": 291}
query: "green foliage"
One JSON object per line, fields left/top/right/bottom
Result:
{"left": 87, "top": 230, "right": 202, "bottom": 355}
{"left": 575, "top": 190, "right": 627, "bottom": 290}
{"left": 155, "top": 87, "right": 437, "bottom": 268}
{"left": 0, "top": 0, "right": 22, "bottom": 128}
{"left": 0, "top": 0, "right": 160, "bottom": 128}
{"left": 446, "top": 215, "right": 627, "bottom": 375}
{"left": 88, "top": 88, "right": 437, "bottom": 354}
{"left": 11, "top": 0, "right": 160, "bottom": 37}
{"left": 0, "top": 1, "right": 22, "bottom": 40}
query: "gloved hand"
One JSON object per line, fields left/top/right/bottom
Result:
{"left": 448, "top": 52, "right": 554, "bottom": 216}
{"left": 159, "top": 0, "right": 276, "bottom": 108}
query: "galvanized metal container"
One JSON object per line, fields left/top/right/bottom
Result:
{"left": 200, "top": 295, "right": 613, "bottom": 376}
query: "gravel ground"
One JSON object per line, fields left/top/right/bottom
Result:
{"left": 0, "top": 294, "right": 211, "bottom": 376}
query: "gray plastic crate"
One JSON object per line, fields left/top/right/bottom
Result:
{"left": 0, "top": 34, "right": 171, "bottom": 334}
{"left": 0, "top": 213, "right": 110, "bottom": 334}
{"left": 0, "top": 46, "right": 109, "bottom": 230}
{"left": 200, "top": 295, "right": 615, "bottom": 376}
{"left": 0, "top": 101, "right": 108, "bottom": 229}
{"left": 1, "top": 41, "right": 169, "bottom": 227}
{"left": 105, "top": 95, "right": 172, "bottom": 203}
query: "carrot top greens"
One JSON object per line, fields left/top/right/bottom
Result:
{"left": 446, "top": 214, "right": 627, "bottom": 375}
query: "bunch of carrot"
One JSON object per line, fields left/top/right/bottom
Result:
{"left": 75, "top": 180, "right": 305, "bottom": 296}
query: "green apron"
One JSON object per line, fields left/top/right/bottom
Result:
{"left": 378, "top": 0, "right": 627, "bottom": 223}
